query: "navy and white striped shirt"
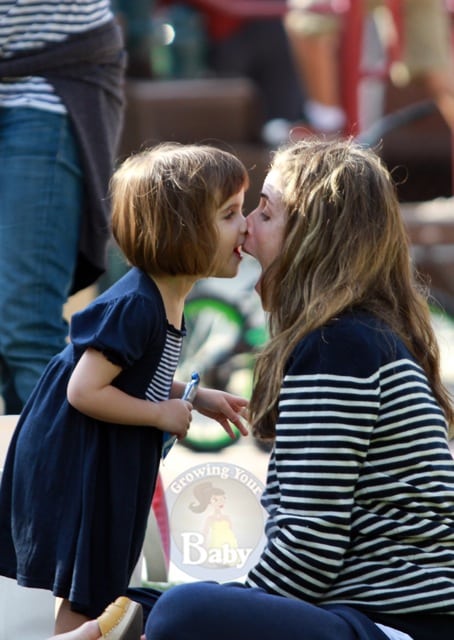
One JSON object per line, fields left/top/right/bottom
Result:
{"left": 247, "top": 311, "right": 454, "bottom": 615}
{"left": 0, "top": 1, "right": 113, "bottom": 112}
{"left": 146, "top": 327, "right": 183, "bottom": 403}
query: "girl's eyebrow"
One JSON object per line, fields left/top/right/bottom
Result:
{"left": 222, "top": 199, "right": 241, "bottom": 211}
{"left": 259, "top": 192, "right": 270, "bottom": 201}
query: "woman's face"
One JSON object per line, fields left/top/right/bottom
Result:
{"left": 243, "top": 169, "right": 287, "bottom": 273}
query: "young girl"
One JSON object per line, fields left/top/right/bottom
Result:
{"left": 142, "top": 138, "right": 454, "bottom": 640}
{"left": 0, "top": 143, "right": 249, "bottom": 633}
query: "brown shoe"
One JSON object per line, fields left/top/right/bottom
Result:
{"left": 97, "top": 597, "right": 143, "bottom": 640}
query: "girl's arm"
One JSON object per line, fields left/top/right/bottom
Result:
{"left": 67, "top": 348, "right": 192, "bottom": 438}
{"left": 171, "top": 381, "right": 249, "bottom": 439}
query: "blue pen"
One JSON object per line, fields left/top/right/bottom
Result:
{"left": 161, "top": 372, "right": 200, "bottom": 459}
{"left": 181, "top": 371, "right": 200, "bottom": 402}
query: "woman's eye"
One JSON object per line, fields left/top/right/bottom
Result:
{"left": 260, "top": 205, "right": 271, "bottom": 220}
{"left": 257, "top": 197, "right": 271, "bottom": 219}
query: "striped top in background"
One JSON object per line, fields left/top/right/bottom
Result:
{"left": 247, "top": 311, "right": 454, "bottom": 614}
{"left": 0, "top": 0, "right": 113, "bottom": 112}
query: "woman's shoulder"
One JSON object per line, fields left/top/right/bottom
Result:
{"left": 310, "top": 310, "right": 403, "bottom": 350}
{"left": 289, "top": 311, "right": 410, "bottom": 378}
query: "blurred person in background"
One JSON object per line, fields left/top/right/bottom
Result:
{"left": 158, "top": 0, "right": 306, "bottom": 145}
{"left": 283, "top": 0, "right": 454, "bottom": 134}
{"left": 113, "top": 0, "right": 155, "bottom": 77}
{"left": 0, "top": 0, "right": 125, "bottom": 414}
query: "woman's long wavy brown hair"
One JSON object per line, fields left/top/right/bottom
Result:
{"left": 250, "top": 138, "right": 453, "bottom": 440}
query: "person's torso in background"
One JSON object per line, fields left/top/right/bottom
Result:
{"left": 0, "top": 0, "right": 113, "bottom": 112}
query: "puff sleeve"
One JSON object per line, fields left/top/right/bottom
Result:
{"left": 70, "top": 294, "right": 160, "bottom": 369}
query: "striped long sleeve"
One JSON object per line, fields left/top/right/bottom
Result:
{"left": 247, "top": 312, "right": 454, "bottom": 614}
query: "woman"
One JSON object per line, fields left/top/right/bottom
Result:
{"left": 142, "top": 138, "right": 454, "bottom": 640}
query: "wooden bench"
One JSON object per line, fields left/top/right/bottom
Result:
{"left": 118, "top": 77, "right": 270, "bottom": 210}
{"left": 401, "top": 198, "right": 454, "bottom": 307}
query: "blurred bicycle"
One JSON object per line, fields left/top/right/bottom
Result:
{"left": 176, "top": 255, "right": 268, "bottom": 452}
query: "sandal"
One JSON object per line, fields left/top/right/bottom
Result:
{"left": 97, "top": 597, "right": 143, "bottom": 640}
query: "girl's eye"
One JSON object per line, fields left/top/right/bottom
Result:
{"left": 224, "top": 207, "right": 244, "bottom": 220}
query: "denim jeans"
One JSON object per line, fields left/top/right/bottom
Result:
{"left": 0, "top": 107, "right": 83, "bottom": 413}
{"left": 139, "top": 582, "right": 388, "bottom": 640}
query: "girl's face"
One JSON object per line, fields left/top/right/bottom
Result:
{"left": 243, "top": 169, "right": 287, "bottom": 273}
{"left": 211, "top": 188, "right": 247, "bottom": 278}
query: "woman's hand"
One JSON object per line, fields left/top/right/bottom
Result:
{"left": 192, "top": 387, "right": 249, "bottom": 439}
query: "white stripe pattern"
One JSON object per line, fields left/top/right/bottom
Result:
{"left": 247, "top": 316, "right": 454, "bottom": 614}
{"left": 145, "top": 328, "right": 182, "bottom": 404}
{"left": 0, "top": 1, "right": 112, "bottom": 112}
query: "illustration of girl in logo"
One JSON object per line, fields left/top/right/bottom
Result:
{"left": 190, "top": 481, "right": 239, "bottom": 565}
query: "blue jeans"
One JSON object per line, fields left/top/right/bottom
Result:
{"left": 140, "top": 582, "right": 388, "bottom": 640}
{"left": 0, "top": 107, "right": 83, "bottom": 413}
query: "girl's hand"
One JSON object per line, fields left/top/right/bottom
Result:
{"left": 192, "top": 387, "right": 249, "bottom": 439}
{"left": 154, "top": 398, "right": 194, "bottom": 440}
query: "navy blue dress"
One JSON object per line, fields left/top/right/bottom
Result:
{"left": 0, "top": 268, "right": 183, "bottom": 617}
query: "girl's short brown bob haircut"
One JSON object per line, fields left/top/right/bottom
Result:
{"left": 110, "top": 142, "right": 249, "bottom": 276}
